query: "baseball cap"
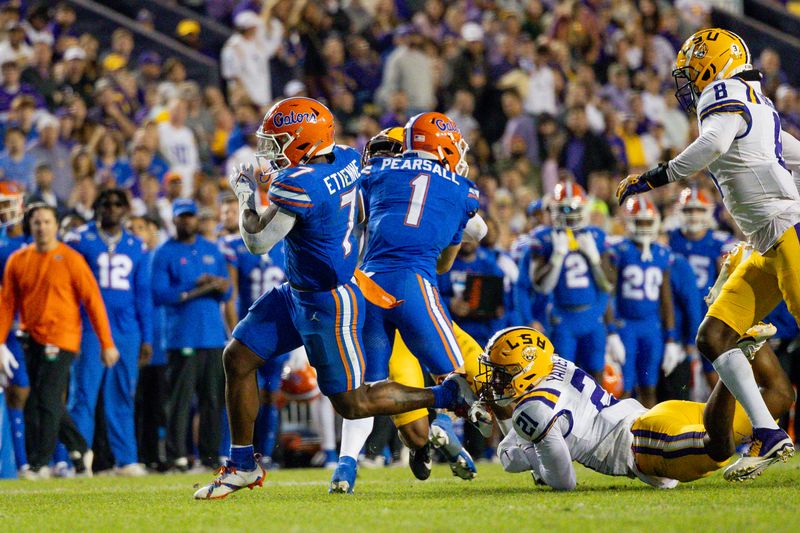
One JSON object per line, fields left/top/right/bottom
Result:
{"left": 64, "top": 46, "right": 87, "bottom": 61}
{"left": 461, "top": 22, "right": 484, "bottom": 43}
{"left": 172, "top": 198, "right": 197, "bottom": 217}
{"left": 234, "top": 11, "right": 260, "bottom": 30}
{"left": 177, "top": 19, "right": 200, "bottom": 37}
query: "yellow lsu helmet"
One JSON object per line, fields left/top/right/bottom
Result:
{"left": 673, "top": 28, "right": 751, "bottom": 113}
{"left": 361, "top": 127, "right": 404, "bottom": 166}
{"left": 476, "top": 326, "right": 555, "bottom": 406}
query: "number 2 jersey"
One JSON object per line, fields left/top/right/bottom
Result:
{"left": 509, "top": 356, "right": 652, "bottom": 480}
{"left": 529, "top": 226, "right": 608, "bottom": 309}
{"left": 267, "top": 145, "right": 361, "bottom": 291}
{"left": 359, "top": 154, "right": 479, "bottom": 281}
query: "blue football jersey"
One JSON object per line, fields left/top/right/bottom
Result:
{"left": 65, "top": 222, "right": 152, "bottom": 341}
{"left": 220, "top": 234, "right": 287, "bottom": 317}
{"left": 0, "top": 233, "right": 26, "bottom": 275}
{"left": 610, "top": 239, "right": 671, "bottom": 320}
{"left": 667, "top": 229, "right": 733, "bottom": 293}
{"left": 268, "top": 145, "right": 361, "bottom": 291}
{"left": 360, "top": 154, "right": 480, "bottom": 281}
{"left": 529, "top": 225, "right": 607, "bottom": 308}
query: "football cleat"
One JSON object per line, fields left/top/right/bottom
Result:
{"left": 328, "top": 456, "right": 358, "bottom": 494}
{"left": 723, "top": 427, "right": 794, "bottom": 482}
{"left": 430, "top": 414, "right": 477, "bottom": 481}
{"left": 115, "top": 463, "right": 148, "bottom": 477}
{"left": 193, "top": 462, "right": 267, "bottom": 500}
{"left": 737, "top": 322, "right": 777, "bottom": 361}
{"left": 408, "top": 443, "right": 432, "bottom": 481}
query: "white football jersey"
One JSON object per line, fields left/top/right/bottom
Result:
{"left": 511, "top": 356, "right": 647, "bottom": 477}
{"left": 695, "top": 77, "right": 800, "bottom": 252}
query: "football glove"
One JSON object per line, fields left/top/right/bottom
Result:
{"left": 576, "top": 231, "right": 601, "bottom": 265}
{"left": 468, "top": 400, "right": 494, "bottom": 439}
{"left": 228, "top": 163, "right": 258, "bottom": 210}
{"left": 661, "top": 342, "right": 686, "bottom": 376}
{"left": 0, "top": 343, "right": 19, "bottom": 379}
{"left": 551, "top": 230, "right": 569, "bottom": 259}
{"left": 616, "top": 163, "right": 670, "bottom": 205}
{"left": 605, "top": 333, "right": 626, "bottom": 366}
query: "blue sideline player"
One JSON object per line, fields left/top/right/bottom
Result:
{"left": 528, "top": 180, "right": 614, "bottom": 382}
{"left": 65, "top": 189, "right": 152, "bottom": 475}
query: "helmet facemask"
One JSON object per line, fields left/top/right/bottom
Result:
{"left": 672, "top": 66, "right": 701, "bottom": 114}
{"left": 552, "top": 200, "right": 586, "bottom": 229}
{"left": 255, "top": 129, "right": 295, "bottom": 177}
{"left": 681, "top": 205, "right": 711, "bottom": 234}
{"left": 476, "top": 356, "right": 522, "bottom": 407}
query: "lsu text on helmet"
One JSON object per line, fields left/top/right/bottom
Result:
{"left": 476, "top": 326, "right": 555, "bottom": 406}
{"left": 673, "top": 28, "right": 751, "bottom": 113}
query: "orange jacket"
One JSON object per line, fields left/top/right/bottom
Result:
{"left": 0, "top": 242, "right": 114, "bottom": 353}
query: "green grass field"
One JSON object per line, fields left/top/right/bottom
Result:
{"left": 2, "top": 458, "right": 799, "bottom": 532}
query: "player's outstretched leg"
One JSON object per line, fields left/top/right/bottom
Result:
{"left": 429, "top": 413, "right": 476, "bottom": 480}
{"left": 194, "top": 340, "right": 266, "bottom": 500}
{"left": 696, "top": 316, "right": 794, "bottom": 482}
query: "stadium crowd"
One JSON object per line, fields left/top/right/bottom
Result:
{"left": 0, "top": 0, "right": 799, "bottom": 478}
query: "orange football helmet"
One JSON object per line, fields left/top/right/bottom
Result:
{"left": 0, "top": 181, "right": 24, "bottom": 227}
{"left": 678, "top": 186, "right": 713, "bottom": 233}
{"left": 404, "top": 112, "right": 469, "bottom": 175}
{"left": 255, "top": 97, "right": 335, "bottom": 173}
{"left": 624, "top": 196, "right": 660, "bottom": 243}
{"left": 281, "top": 364, "right": 321, "bottom": 402}
{"left": 550, "top": 180, "right": 588, "bottom": 229}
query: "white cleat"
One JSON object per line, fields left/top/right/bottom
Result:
{"left": 115, "top": 463, "right": 148, "bottom": 477}
{"left": 723, "top": 427, "right": 795, "bottom": 482}
{"left": 193, "top": 463, "right": 267, "bottom": 500}
{"left": 737, "top": 323, "right": 777, "bottom": 361}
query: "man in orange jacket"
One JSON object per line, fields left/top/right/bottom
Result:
{"left": 0, "top": 204, "right": 118, "bottom": 478}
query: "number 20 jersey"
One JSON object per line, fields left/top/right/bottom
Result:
{"left": 694, "top": 77, "right": 800, "bottom": 252}
{"left": 529, "top": 226, "right": 607, "bottom": 308}
{"left": 512, "top": 356, "right": 647, "bottom": 476}
{"left": 360, "top": 155, "right": 480, "bottom": 281}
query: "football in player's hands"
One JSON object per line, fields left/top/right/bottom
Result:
{"left": 576, "top": 232, "right": 601, "bottom": 265}
{"left": 551, "top": 230, "right": 569, "bottom": 258}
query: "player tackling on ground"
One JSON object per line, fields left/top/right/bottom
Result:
{"left": 617, "top": 28, "right": 800, "bottom": 480}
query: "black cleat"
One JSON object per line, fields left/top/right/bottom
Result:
{"left": 409, "top": 443, "right": 432, "bottom": 481}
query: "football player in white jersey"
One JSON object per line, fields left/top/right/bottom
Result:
{"left": 478, "top": 326, "right": 793, "bottom": 490}
{"left": 616, "top": 28, "right": 800, "bottom": 480}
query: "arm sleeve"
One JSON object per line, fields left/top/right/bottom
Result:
{"left": 240, "top": 207, "right": 296, "bottom": 256}
{"left": 134, "top": 249, "right": 153, "bottom": 345}
{"left": 530, "top": 421, "right": 577, "bottom": 491}
{"left": 150, "top": 247, "right": 181, "bottom": 306}
{"left": 667, "top": 112, "right": 745, "bottom": 182}
{"left": 73, "top": 254, "right": 115, "bottom": 350}
{"left": 0, "top": 255, "right": 18, "bottom": 341}
{"left": 780, "top": 129, "right": 800, "bottom": 174}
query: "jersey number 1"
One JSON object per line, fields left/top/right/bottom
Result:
{"left": 404, "top": 174, "right": 430, "bottom": 227}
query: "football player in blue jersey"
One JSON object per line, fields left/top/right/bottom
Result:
{"left": 219, "top": 196, "right": 290, "bottom": 470}
{"left": 332, "top": 113, "right": 485, "bottom": 491}
{"left": 64, "top": 189, "right": 153, "bottom": 476}
{"left": 610, "top": 197, "right": 679, "bottom": 407}
{"left": 195, "top": 98, "right": 467, "bottom": 499}
{"left": 667, "top": 186, "right": 733, "bottom": 387}
{"left": 0, "top": 181, "right": 28, "bottom": 475}
{"left": 528, "top": 180, "right": 615, "bottom": 383}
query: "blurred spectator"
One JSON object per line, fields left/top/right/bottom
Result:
{"left": 499, "top": 89, "right": 539, "bottom": 167}
{"left": 26, "top": 163, "right": 68, "bottom": 219}
{"left": 522, "top": 41, "right": 559, "bottom": 117}
{"left": 777, "top": 85, "right": 800, "bottom": 139}
{"left": 94, "top": 130, "right": 133, "bottom": 188}
{"left": 221, "top": 10, "right": 282, "bottom": 109}
{"left": 0, "top": 60, "right": 42, "bottom": 116}
{"left": 21, "top": 37, "right": 56, "bottom": 108}
{"left": 151, "top": 199, "right": 231, "bottom": 470}
{"left": 0, "top": 22, "right": 32, "bottom": 67}
{"left": 377, "top": 27, "right": 435, "bottom": 115}
{"left": 158, "top": 99, "right": 200, "bottom": 197}
{"left": 68, "top": 174, "right": 97, "bottom": 221}
{"left": 757, "top": 47, "right": 788, "bottom": 99}
{"left": 446, "top": 89, "right": 479, "bottom": 142}
{"left": 0, "top": 127, "right": 35, "bottom": 190}
{"left": 600, "top": 63, "right": 632, "bottom": 113}
{"left": 57, "top": 46, "right": 94, "bottom": 106}
{"left": 559, "top": 106, "right": 616, "bottom": 189}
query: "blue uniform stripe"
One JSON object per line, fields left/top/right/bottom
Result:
{"left": 699, "top": 100, "right": 749, "bottom": 123}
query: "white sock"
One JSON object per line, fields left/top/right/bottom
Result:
{"left": 339, "top": 417, "right": 374, "bottom": 460}
{"left": 713, "top": 348, "right": 778, "bottom": 430}
{"left": 312, "top": 395, "right": 337, "bottom": 451}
